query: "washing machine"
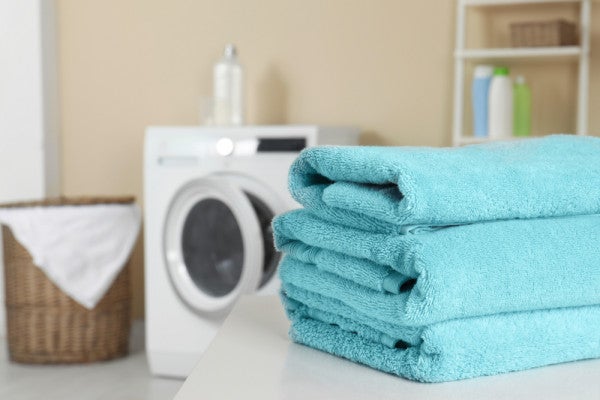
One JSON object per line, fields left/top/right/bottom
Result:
{"left": 144, "top": 125, "right": 359, "bottom": 378}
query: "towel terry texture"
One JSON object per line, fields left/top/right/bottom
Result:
{"left": 289, "top": 134, "right": 600, "bottom": 231}
{"left": 274, "top": 210, "right": 600, "bottom": 325}
{"left": 283, "top": 293, "right": 600, "bottom": 383}
{"left": 275, "top": 135, "right": 600, "bottom": 382}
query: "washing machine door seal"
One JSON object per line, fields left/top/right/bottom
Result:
{"left": 164, "top": 177, "right": 263, "bottom": 314}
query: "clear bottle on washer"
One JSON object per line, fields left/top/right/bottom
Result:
{"left": 488, "top": 66, "right": 513, "bottom": 138}
{"left": 213, "top": 44, "right": 244, "bottom": 125}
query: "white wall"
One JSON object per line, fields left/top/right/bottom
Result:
{"left": 0, "top": 0, "right": 60, "bottom": 336}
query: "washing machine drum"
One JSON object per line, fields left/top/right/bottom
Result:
{"left": 164, "top": 177, "right": 280, "bottom": 314}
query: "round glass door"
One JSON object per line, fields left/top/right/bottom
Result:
{"left": 181, "top": 198, "right": 244, "bottom": 297}
{"left": 164, "top": 178, "right": 263, "bottom": 313}
{"left": 209, "top": 172, "right": 288, "bottom": 293}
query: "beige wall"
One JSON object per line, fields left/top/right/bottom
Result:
{"left": 56, "top": 0, "right": 600, "bottom": 318}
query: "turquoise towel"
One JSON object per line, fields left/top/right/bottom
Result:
{"left": 283, "top": 293, "right": 600, "bottom": 382}
{"left": 289, "top": 135, "right": 600, "bottom": 231}
{"left": 282, "top": 281, "right": 424, "bottom": 347}
{"left": 274, "top": 211, "right": 600, "bottom": 325}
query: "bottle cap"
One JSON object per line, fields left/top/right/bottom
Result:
{"left": 494, "top": 66, "right": 509, "bottom": 76}
{"left": 515, "top": 75, "right": 526, "bottom": 85}
{"left": 224, "top": 44, "right": 237, "bottom": 58}
{"left": 474, "top": 65, "right": 494, "bottom": 78}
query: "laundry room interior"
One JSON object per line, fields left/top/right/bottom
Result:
{"left": 2, "top": 0, "right": 600, "bottom": 399}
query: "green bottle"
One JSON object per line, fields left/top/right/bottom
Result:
{"left": 513, "top": 75, "right": 531, "bottom": 136}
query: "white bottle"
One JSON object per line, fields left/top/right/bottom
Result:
{"left": 488, "top": 66, "right": 513, "bottom": 138}
{"left": 213, "top": 44, "right": 244, "bottom": 125}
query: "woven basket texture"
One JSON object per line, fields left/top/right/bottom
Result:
{"left": 1, "top": 197, "right": 133, "bottom": 364}
{"left": 511, "top": 19, "right": 577, "bottom": 47}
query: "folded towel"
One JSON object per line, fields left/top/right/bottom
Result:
{"left": 274, "top": 211, "right": 600, "bottom": 325}
{"left": 282, "top": 281, "right": 424, "bottom": 347}
{"left": 289, "top": 135, "right": 600, "bottom": 231}
{"left": 278, "top": 135, "right": 600, "bottom": 381}
{"left": 283, "top": 293, "right": 600, "bottom": 382}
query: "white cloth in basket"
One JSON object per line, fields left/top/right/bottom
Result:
{"left": 0, "top": 204, "right": 141, "bottom": 309}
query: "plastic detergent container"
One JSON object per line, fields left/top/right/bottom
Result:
{"left": 513, "top": 75, "right": 531, "bottom": 136}
{"left": 488, "top": 66, "right": 513, "bottom": 138}
{"left": 472, "top": 65, "right": 494, "bottom": 138}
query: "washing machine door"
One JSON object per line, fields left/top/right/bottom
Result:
{"left": 164, "top": 177, "right": 264, "bottom": 314}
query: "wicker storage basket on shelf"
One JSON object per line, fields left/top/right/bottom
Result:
{"left": 1, "top": 196, "right": 134, "bottom": 364}
{"left": 510, "top": 19, "right": 577, "bottom": 47}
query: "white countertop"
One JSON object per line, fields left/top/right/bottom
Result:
{"left": 175, "top": 296, "right": 600, "bottom": 400}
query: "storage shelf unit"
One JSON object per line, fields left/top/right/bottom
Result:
{"left": 452, "top": 0, "right": 591, "bottom": 146}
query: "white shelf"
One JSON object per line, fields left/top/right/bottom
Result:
{"left": 452, "top": 0, "right": 591, "bottom": 146}
{"left": 456, "top": 46, "right": 582, "bottom": 60}
{"left": 458, "top": 135, "right": 531, "bottom": 145}
{"left": 459, "top": 136, "right": 507, "bottom": 145}
{"left": 458, "top": 133, "right": 584, "bottom": 145}
{"left": 464, "top": 0, "right": 583, "bottom": 6}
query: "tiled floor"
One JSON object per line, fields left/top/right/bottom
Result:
{"left": 0, "top": 321, "right": 183, "bottom": 400}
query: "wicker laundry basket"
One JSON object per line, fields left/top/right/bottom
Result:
{"left": 1, "top": 196, "right": 135, "bottom": 364}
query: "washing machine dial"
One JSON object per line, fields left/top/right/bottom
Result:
{"left": 216, "top": 137, "right": 234, "bottom": 156}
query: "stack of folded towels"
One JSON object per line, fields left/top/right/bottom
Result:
{"left": 273, "top": 135, "right": 600, "bottom": 382}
